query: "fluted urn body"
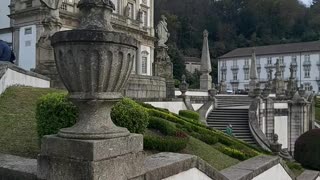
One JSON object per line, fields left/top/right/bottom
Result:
{"left": 51, "top": 30, "right": 138, "bottom": 139}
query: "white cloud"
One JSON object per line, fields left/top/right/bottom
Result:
{"left": 299, "top": 0, "right": 312, "bottom": 6}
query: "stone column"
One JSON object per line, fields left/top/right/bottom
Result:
{"left": 37, "top": 1, "right": 145, "bottom": 179}
{"left": 200, "top": 30, "right": 212, "bottom": 90}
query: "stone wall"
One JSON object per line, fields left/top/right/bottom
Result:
{"left": 124, "top": 74, "right": 166, "bottom": 99}
{"left": 0, "top": 62, "right": 50, "bottom": 95}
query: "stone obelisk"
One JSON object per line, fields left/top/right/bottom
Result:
{"left": 249, "top": 49, "right": 258, "bottom": 97}
{"left": 200, "top": 30, "right": 212, "bottom": 90}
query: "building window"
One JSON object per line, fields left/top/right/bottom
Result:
{"left": 143, "top": 10, "right": 148, "bottom": 27}
{"left": 233, "top": 73, "right": 237, "bottom": 80}
{"left": 292, "top": 56, "right": 297, "bottom": 64}
{"left": 267, "top": 57, "right": 272, "bottom": 65}
{"left": 257, "top": 58, "right": 260, "bottom": 65}
{"left": 244, "top": 59, "right": 249, "bottom": 66}
{"left": 233, "top": 60, "right": 237, "bottom": 66}
{"left": 279, "top": 56, "right": 284, "bottom": 65}
{"left": 305, "top": 83, "right": 311, "bottom": 91}
{"left": 222, "top": 61, "right": 226, "bottom": 67}
{"left": 24, "top": 28, "right": 32, "bottom": 35}
{"left": 305, "top": 54, "right": 310, "bottom": 62}
{"left": 141, "top": 51, "right": 149, "bottom": 74}
{"left": 305, "top": 68, "right": 310, "bottom": 78}
{"left": 244, "top": 70, "right": 249, "bottom": 80}
{"left": 281, "top": 69, "right": 284, "bottom": 79}
{"left": 221, "top": 72, "right": 226, "bottom": 81}
{"left": 142, "top": 57, "right": 147, "bottom": 74}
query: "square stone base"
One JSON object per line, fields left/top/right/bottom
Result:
{"left": 38, "top": 134, "right": 145, "bottom": 180}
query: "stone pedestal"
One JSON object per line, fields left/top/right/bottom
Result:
{"left": 166, "top": 79, "right": 175, "bottom": 98}
{"left": 154, "top": 47, "right": 175, "bottom": 98}
{"left": 200, "top": 74, "right": 212, "bottom": 90}
{"left": 38, "top": 134, "right": 145, "bottom": 180}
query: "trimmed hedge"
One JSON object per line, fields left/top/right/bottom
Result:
{"left": 216, "top": 146, "right": 248, "bottom": 161}
{"left": 36, "top": 93, "right": 78, "bottom": 140}
{"left": 179, "top": 110, "right": 200, "bottom": 121}
{"left": 111, "top": 98, "right": 149, "bottom": 134}
{"left": 144, "top": 117, "right": 188, "bottom": 152}
{"left": 144, "top": 135, "right": 188, "bottom": 152}
{"left": 294, "top": 129, "right": 320, "bottom": 170}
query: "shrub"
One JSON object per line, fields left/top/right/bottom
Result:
{"left": 36, "top": 93, "right": 77, "bottom": 140}
{"left": 294, "top": 129, "right": 320, "bottom": 170}
{"left": 179, "top": 110, "right": 200, "bottom": 121}
{"left": 111, "top": 98, "right": 149, "bottom": 134}
{"left": 217, "top": 146, "right": 248, "bottom": 161}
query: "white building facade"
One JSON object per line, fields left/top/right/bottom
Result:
{"left": 0, "top": 0, "right": 13, "bottom": 47}
{"left": 218, "top": 41, "right": 320, "bottom": 92}
{"left": 2, "top": 0, "right": 155, "bottom": 76}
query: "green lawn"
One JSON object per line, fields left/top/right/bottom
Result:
{"left": 0, "top": 87, "right": 64, "bottom": 158}
{"left": 181, "top": 137, "right": 240, "bottom": 170}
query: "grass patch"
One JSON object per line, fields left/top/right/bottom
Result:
{"left": 0, "top": 87, "right": 64, "bottom": 158}
{"left": 286, "top": 161, "right": 304, "bottom": 177}
{"left": 181, "top": 137, "right": 240, "bottom": 170}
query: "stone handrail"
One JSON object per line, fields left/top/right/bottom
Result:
{"left": 249, "top": 98, "right": 271, "bottom": 151}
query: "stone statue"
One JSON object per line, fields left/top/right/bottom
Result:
{"left": 156, "top": 15, "right": 170, "bottom": 48}
{"left": 40, "top": 0, "right": 63, "bottom": 22}
{"left": 124, "top": 3, "right": 131, "bottom": 17}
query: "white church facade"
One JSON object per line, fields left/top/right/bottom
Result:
{"left": 0, "top": 0, "right": 155, "bottom": 76}
{"left": 218, "top": 41, "right": 320, "bottom": 93}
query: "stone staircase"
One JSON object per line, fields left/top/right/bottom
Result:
{"left": 215, "top": 95, "right": 253, "bottom": 108}
{"left": 207, "top": 96, "right": 257, "bottom": 145}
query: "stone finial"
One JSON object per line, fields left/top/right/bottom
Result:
{"left": 77, "top": 0, "right": 115, "bottom": 31}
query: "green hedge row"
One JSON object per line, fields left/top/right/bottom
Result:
{"left": 144, "top": 117, "right": 188, "bottom": 152}
{"left": 147, "top": 108, "right": 260, "bottom": 159}
{"left": 179, "top": 110, "right": 200, "bottom": 121}
{"left": 216, "top": 146, "right": 249, "bottom": 161}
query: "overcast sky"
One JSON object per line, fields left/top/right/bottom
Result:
{"left": 300, "top": 0, "right": 312, "bottom": 6}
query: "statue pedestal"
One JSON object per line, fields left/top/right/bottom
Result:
{"left": 38, "top": 134, "right": 145, "bottom": 180}
{"left": 154, "top": 47, "right": 175, "bottom": 98}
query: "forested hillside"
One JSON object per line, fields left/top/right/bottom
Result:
{"left": 155, "top": 0, "right": 320, "bottom": 84}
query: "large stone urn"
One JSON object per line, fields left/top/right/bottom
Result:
{"left": 38, "top": 0, "right": 144, "bottom": 179}
{"left": 52, "top": 30, "right": 137, "bottom": 139}
{"left": 51, "top": 0, "right": 137, "bottom": 140}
